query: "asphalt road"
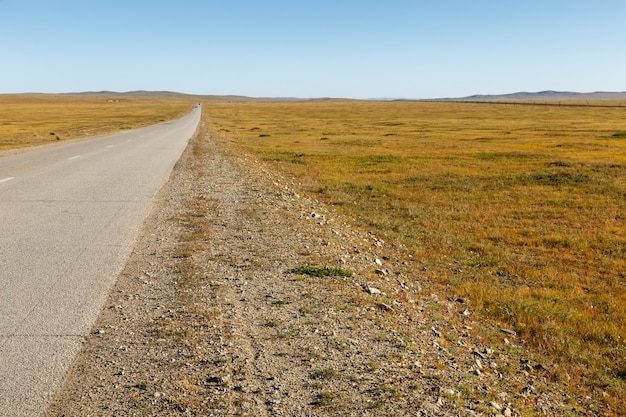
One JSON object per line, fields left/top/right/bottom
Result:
{"left": 0, "top": 105, "right": 201, "bottom": 416}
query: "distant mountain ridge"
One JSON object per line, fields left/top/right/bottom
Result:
{"left": 451, "top": 90, "right": 626, "bottom": 101}
{"left": 65, "top": 90, "right": 309, "bottom": 102}
{"left": 59, "top": 90, "right": 273, "bottom": 102}
{"left": 7, "top": 90, "right": 626, "bottom": 102}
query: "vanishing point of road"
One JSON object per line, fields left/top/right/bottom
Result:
{"left": 0, "top": 106, "right": 201, "bottom": 416}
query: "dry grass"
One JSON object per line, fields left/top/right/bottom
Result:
{"left": 203, "top": 100, "right": 626, "bottom": 407}
{"left": 0, "top": 93, "right": 196, "bottom": 150}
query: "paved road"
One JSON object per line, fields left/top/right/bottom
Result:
{"left": 0, "top": 105, "right": 201, "bottom": 416}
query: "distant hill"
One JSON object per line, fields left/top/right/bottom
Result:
{"left": 10, "top": 90, "right": 626, "bottom": 102}
{"left": 63, "top": 91, "right": 313, "bottom": 102}
{"left": 65, "top": 90, "right": 255, "bottom": 101}
{"left": 446, "top": 90, "right": 626, "bottom": 102}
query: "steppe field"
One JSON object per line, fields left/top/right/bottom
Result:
{"left": 0, "top": 93, "right": 196, "bottom": 150}
{"left": 203, "top": 99, "right": 626, "bottom": 404}
{"left": 2, "top": 95, "right": 625, "bottom": 412}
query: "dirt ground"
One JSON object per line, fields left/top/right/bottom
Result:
{"left": 45, "top": 120, "right": 607, "bottom": 416}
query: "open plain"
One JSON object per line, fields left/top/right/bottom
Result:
{"left": 1, "top": 95, "right": 624, "bottom": 415}
{"left": 0, "top": 93, "right": 196, "bottom": 151}
{"left": 202, "top": 100, "right": 626, "bottom": 411}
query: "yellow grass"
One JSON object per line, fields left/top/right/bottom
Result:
{"left": 203, "top": 100, "right": 626, "bottom": 408}
{"left": 0, "top": 93, "right": 196, "bottom": 150}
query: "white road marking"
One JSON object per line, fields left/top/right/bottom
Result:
{"left": 68, "top": 155, "right": 81, "bottom": 160}
{"left": 105, "top": 145, "right": 115, "bottom": 149}
{"left": 0, "top": 177, "right": 15, "bottom": 184}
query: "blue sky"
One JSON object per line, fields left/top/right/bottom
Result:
{"left": 1, "top": 0, "right": 625, "bottom": 98}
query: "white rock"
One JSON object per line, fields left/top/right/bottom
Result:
{"left": 377, "top": 303, "right": 394, "bottom": 312}
{"left": 431, "top": 327, "right": 441, "bottom": 338}
{"left": 489, "top": 401, "right": 502, "bottom": 411}
{"left": 500, "top": 328, "right": 517, "bottom": 337}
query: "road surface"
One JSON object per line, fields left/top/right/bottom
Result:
{"left": 0, "top": 105, "right": 201, "bottom": 416}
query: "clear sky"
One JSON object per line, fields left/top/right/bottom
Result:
{"left": 1, "top": 0, "right": 625, "bottom": 99}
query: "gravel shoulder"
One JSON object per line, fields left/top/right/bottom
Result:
{"left": 45, "top": 120, "right": 605, "bottom": 416}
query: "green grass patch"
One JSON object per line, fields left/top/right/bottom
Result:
{"left": 290, "top": 265, "right": 353, "bottom": 278}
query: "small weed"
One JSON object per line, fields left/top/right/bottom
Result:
{"left": 174, "top": 329, "right": 192, "bottom": 338}
{"left": 374, "top": 383, "right": 402, "bottom": 400}
{"left": 276, "top": 327, "right": 301, "bottom": 339}
{"left": 309, "top": 368, "right": 336, "bottom": 380}
{"left": 374, "top": 333, "right": 390, "bottom": 343}
{"left": 289, "top": 265, "right": 353, "bottom": 278}
{"left": 549, "top": 160, "right": 572, "bottom": 167}
{"left": 135, "top": 382, "right": 149, "bottom": 391}
{"left": 401, "top": 342, "right": 420, "bottom": 353}
{"left": 365, "top": 360, "right": 381, "bottom": 373}
{"left": 334, "top": 338, "right": 352, "bottom": 352}
{"left": 458, "top": 385, "right": 473, "bottom": 396}
{"left": 313, "top": 391, "right": 336, "bottom": 406}
{"left": 303, "top": 347, "right": 323, "bottom": 361}
{"left": 526, "top": 170, "right": 590, "bottom": 186}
